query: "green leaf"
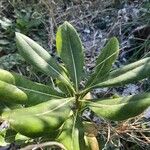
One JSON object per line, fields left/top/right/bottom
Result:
{"left": 84, "top": 57, "right": 150, "bottom": 91}
{"left": 15, "top": 133, "right": 30, "bottom": 143}
{"left": 0, "top": 129, "right": 25, "bottom": 149}
{"left": 15, "top": 32, "right": 74, "bottom": 92}
{"left": 0, "top": 102, "right": 22, "bottom": 115}
{"left": 92, "top": 57, "right": 150, "bottom": 88}
{"left": 110, "top": 57, "right": 150, "bottom": 78}
{"left": 5, "top": 129, "right": 17, "bottom": 143}
{"left": 57, "top": 114, "right": 88, "bottom": 150}
{"left": 56, "top": 21, "right": 84, "bottom": 91}
{"left": 0, "top": 103, "right": 8, "bottom": 115}
{"left": 85, "top": 93, "right": 150, "bottom": 121}
{"left": 56, "top": 79, "right": 74, "bottom": 97}
{"left": 12, "top": 72, "right": 64, "bottom": 98}
{"left": 0, "top": 69, "right": 65, "bottom": 105}
{"left": 0, "top": 130, "right": 8, "bottom": 146}
{"left": 86, "top": 37, "right": 119, "bottom": 88}
{"left": 2, "top": 98, "right": 73, "bottom": 138}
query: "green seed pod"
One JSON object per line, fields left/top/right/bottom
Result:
{"left": 6, "top": 115, "right": 63, "bottom": 138}
{"left": 0, "top": 69, "right": 64, "bottom": 98}
{"left": 0, "top": 69, "right": 15, "bottom": 84}
{"left": 0, "top": 69, "right": 65, "bottom": 105}
{"left": 2, "top": 98, "right": 73, "bottom": 138}
{"left": 85, "top": 93, "right": 150, "bottom": 121}
{"left": 0, "top": 79, "right": 62, "bottom": 105}
{"left": 0, "top": 80, "right": 27, "bottom": 104}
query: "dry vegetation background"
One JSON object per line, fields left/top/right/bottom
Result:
{"left": 0, "top": 0, "right": 150, "bottom": 149}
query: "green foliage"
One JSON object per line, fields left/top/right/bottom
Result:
{"left": 85, "top": 93, "right": 150, "bottom": 121}
{"left": 0, "top": 21, "right": 150, "bottom": 150}
{"left": 56, "top": 21, "right": 84, "bottom": 91}
{"left": 84, "top": 57, "right": 150, "bottom": 91}
{"left": 2, "top": 98, "right": 72, "bottom": 138}
{"left": 15, "top": 9, "right": 42, "bottom": 34}
{"left": 16, "top": 32, "right": 73, "bottom": 92}
{"left": 57, "top": 115, "right": 87, "bottom": 150}
{"left": 85, "top": 37, "right": 119, "bottom": 87}
{"left": 0, "top": 3, "right": 46, "bottom": 70}
{"left": 0, "top": 54, "right": 24, "bottom": 70}
{"left": 0, "top": 69, "right": 64, "bottom": 105}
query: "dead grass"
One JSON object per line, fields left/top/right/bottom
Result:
{"left": 97, "top": 114, "right": 150, "bottom": 149}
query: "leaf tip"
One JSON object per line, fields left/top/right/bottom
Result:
{"left": 110, "top": 37, "right": 119, "bottom": 45}
{"left": 15, "top": 32, "right": 21, "bottom": 38}
{"left": 64, "top": 21, "right": 70, "bottom": 25}
{"left": 15, "top": 32, "right": 25, "bottom": 43}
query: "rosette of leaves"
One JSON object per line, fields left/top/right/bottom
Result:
{"left": 0, "top": 21, "right": 150, "bottom": 150}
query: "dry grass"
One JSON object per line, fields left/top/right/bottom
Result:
{"left": 97, "top": 114, "right": 150, "bottom": 149}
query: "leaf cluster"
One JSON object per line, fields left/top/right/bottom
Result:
{"left": 0, "top": 21, "right": 150, "bottom": 150}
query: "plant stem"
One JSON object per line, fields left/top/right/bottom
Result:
{"left": 75, "top": 93, "right": 80, "bottom": 109}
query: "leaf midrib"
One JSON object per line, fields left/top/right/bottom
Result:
{"left": 87, "top": 51, "right": 118, "bottom": 87}
{"left": 19, "top": 86, "right": 63, "bottom": 99}
{"left": 35, "top": 98, "right": 73, "bottom": 116}
{"left": 67, "top": 28, "right": 78, "bottom": 91}
{"left": 86, "top": 98, "right": 150, "bottom": 107}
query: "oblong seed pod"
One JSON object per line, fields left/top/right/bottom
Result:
{"left": 0, "top": 69, "right": 65, "bottom": 105}
{"left": 0, "top": 80, "right": 27, "bottom": 104}
{"left": 0, "top": 68, "right": 64, "bottom": 98}
{"left": 0, "top": 69, "right": 15, "bottom": 84}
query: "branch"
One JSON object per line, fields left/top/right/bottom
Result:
{"left": 20, "top": 141, "right": 67, "bottom": 150}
